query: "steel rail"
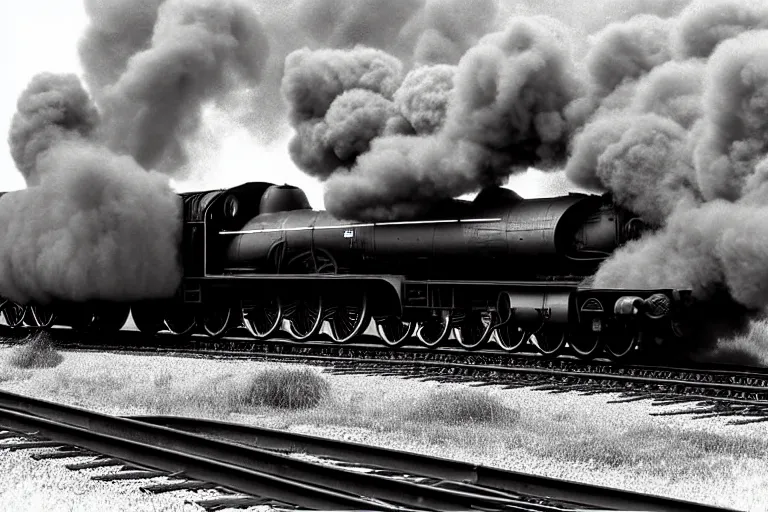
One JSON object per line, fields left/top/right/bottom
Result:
{"left": 8, "top": 329, "right": 766, "bottom": 395}
{"left": 130, "top": 415, "right": 735, "bottom": 512}
{"left": 0, "top": 391, "right": 550, "bottom": 511}
{"left": 322, "top": 358, "right": 768, "bottom": 394}
{"left": 0, "top": 408, "right": 388, "bottom": 511}
{"left": 5, "top": 325, "right": 768, "bottom": 381}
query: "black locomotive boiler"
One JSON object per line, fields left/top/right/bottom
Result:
{"left": 0, "top": 181, "right": 692, "bottom": 361}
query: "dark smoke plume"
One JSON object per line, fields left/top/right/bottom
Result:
{"left": 0, "top": 142, "right": 182, "bottom": 304}
{"left": 693, "top": 29, "right": 768, "bottom": 201}
{"left": 94, "top": 0, "right": 270, "bottom": 173}
{"left": 285, "top": 17, "right": 582, "bottom": 220}
{"left": 2, "top": 75, "right": 182, "bottom": 305}
{"left": 586, "top": 22, "right": 768, "bottom": 360}
{"left": 394, "top": 65, "right": 455, "bottom": 135}
{"left": 673, "top": 0, "right": 768, "bottom": 59}
{"left": 78, "top": 0, "right": 164, "bottom": 97}
{"left": 282, "top": 47, "right": 405, "bottom": 179}
{"left": 2, "top": 0, "right": 274, "bottom": 306}
{"left": 8, "top": 74, "right": 99, "bottom": 185}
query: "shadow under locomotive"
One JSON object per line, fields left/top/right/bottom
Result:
{"left": 0, "top": 181, "right": 694, "bottom": 362}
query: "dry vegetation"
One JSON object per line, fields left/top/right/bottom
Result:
{"left": 35, "top": 365, "right": 332, "bottom": 416}
{"left": 6, "top": 331, "right": 63, "bottom": 369}
{"left": 404, "top": 387, "right": 518, "bottom": 425}
{"left": 244, "top": 367, "right": 330, "bottom": 409}
{"left": 1, "top": 350, "right": 766, "bottom": 510}
{"left": 710, "top": 318, "right": 768, "bottom": 366}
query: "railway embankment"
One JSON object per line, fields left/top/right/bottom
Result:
{"left": 1, "top": 346, "right": 767, "bottom": 511}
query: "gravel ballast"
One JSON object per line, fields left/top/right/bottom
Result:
{"left": 1, "top": 347, "right": 766, "bottom": 512}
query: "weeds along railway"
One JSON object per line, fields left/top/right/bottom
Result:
{"left": 0, "top": 181, "right": 695, "bottom": 361}
{"left": 0, "top": 390, "right": 733, "bottom": 511}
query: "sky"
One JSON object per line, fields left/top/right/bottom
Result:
{"left": 0, "top": 0, "right": 578, "bottom": 209}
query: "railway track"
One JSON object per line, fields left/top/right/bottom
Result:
{"left": 0, "top": 390, "right": 737, "bottom": 511}
{"left": 3, "top": 327, "right": 768, "bottom": 423}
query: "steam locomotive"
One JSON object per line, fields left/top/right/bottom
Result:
{"left": 0, "top": 181, "right": 693, "bottom": 361}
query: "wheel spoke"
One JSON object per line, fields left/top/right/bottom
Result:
{"left": 532, "top": 326, "right": 567, "bottom": 357}
{"left": 164, "top": 307, "right": 197, "bottom": 336}
{"left": 31, "top": 306, "right": 56, "bottom": 328}
{"left": 1, "top": 302, "right": 26, "bottom": 328}
{"left": 329, "top": 293, "right": 369, "bottom": 343}
{"left": 417, "top": 310, "right": 452, "bottom": 348}
{"left": 89, "top": 305, "right": 130, "bottom": 333}
{"left": 285, "top": 295, "right": 324, "bottom": 341}
{"left": 131, "top": 303, "right": 165, "bottom": 336}
{"left": 606, "top": 324, "right": 642, "bottom": 361}
{"left": 455, "top": 311, "right": 493, "bottom": 350}
{"left": 242, "top": 298, "right": 282, "bottom": 339}
{"left": 495, "top": 324, "right": 529, "bottom": 352}
{"left": 203, "top": 307, "right": 233, "bottom": 338}
{"left": 570, "top": 333, "right": 603, "bottom": 359}
{"left": 376, "top": 317, "right": 414, "bottom": 347}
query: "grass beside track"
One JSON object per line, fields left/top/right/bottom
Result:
{"left": 6, "top": 331, "right": 63, "bottom": 370}
{"left": 708, "top": 318, "right": 768, "bottom": 366}
{"left": 0, "top": 347, "right": 766, "bottom": 511}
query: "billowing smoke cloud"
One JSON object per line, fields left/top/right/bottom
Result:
{"left": 292, "top": 0, "right": 423, "bottom": 54}
{"left": 585, "top": 26, "right": 768, "bottom": 261}
{"left": 93, "top": 0, "right": 270, "bottom": 173}
{"left": 586, "top": 24, "right": 768, "bottom": 360}
{"left": 1, "top": 0, "right": 273, "bottom": 306}
{"left": 565, "top": 14, "right": 674, "bottom": 128}
{"left": 282, "top": 47, "right": 405, "bottom": 179}
{"left": 693, "top": 30, "right": 768, "bottom": 201}
{"left": 68, "top": 0, "right": 696, "bottom": 147}
{"left": 286, "top": 17, "right": 582, "bottom": 220}
{"left": 408, "top": 0, "right": 500, "bottom": 64}
{"left": 393, "top": 65, "right": 455, "bottom": 135}
{"left": 565, "top": 113, "right": 698, "bottom": 225}
{"left": 8, "top": 74, "right": 99, "bottom": 185}
{"left": 673, "top": 0, "right": 768, "bottom": 59}
{"left": 630, "top": 60, "right": 704, "bottom": 129}
{"left": 78, "top": 0, "right": 164, "bottom": 96}
{"left": 0, "top": 142, "right": 182, "bottom": 304}
{"left": 2, "top": 74, "right": 182, "bottom": 306}
{"left": 585, "top": 14, "right": 673, "bottom": 99}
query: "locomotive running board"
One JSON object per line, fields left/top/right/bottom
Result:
{"left": 404, "top": 279, "right": 582, "bottom": 288}
{"left": 190, "top": 274, "right": 405, "bottom": 306}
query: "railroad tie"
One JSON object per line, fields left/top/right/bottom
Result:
{"left": 1, "top": 441, "right": 64, "bottom": 451}
{"left": 0, "top": 430, "right": 25, "bottom": 440}
{"left": 66, "top": 457, "right": 126, "bottom": 470}
{"left": 92, "top": 470, "right": 168, "bottom": 481}
{"left": 193, "top": 496, "right": 277, "bottom": 512}
{"left": 141, "top": 480, "right": 218, "bottom": 494}
{"left": 32, "top": 447, "right": 94, "bottom": 460}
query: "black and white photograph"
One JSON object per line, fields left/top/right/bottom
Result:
{"left": 0, "top": 0, "right": 766, "bottom": 510}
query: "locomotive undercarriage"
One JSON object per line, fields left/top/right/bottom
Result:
{"left": 0, "top": 238, "right": 687, "bottom": 362}
{"left": 0, "top": 266, "right": 687, "bottom": 363}
{"left": 0, "top": 272, "right": 687, "bottom": 363}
